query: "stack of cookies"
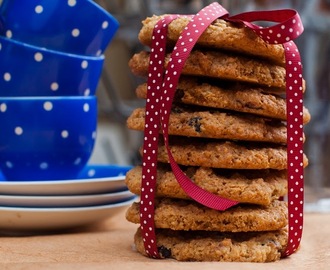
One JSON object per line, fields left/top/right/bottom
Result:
{"left": 124, "top": 15, "right": 310, "bottom": 262}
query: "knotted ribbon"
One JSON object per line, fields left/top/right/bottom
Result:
{"left": 140, "top": 2, "right": 304, "bottom": 259}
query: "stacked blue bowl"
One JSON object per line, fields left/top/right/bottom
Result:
{"left": 0, "top": 0, "right": 119, "bottom": 181}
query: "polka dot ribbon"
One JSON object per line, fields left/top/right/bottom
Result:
{"left": 140, "top": 2, "right": 304, "bottom": 259}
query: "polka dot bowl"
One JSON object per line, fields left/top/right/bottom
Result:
{"left": 0, "top": 96, "right": 97, "bottom": 181}
{"left": 0, "top": 35, "right": 104, "bottom": 96}
{"left": 0, "top": 0, "right": 119, "bottom": 56}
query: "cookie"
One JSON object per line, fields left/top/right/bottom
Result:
{"left": 138, "top": 15, "right": 286, "bottom": 65}
{"left": 126, "top": 198, "right": 288, "bottom": 232}
{"left": 125, "top": 165, "right": 287, "bottom": 206}
{"left": 127, "top": 105, "right": 288, "bottom": 144}
{"left": 135, "top": 77, "right": 310, "bottom": 124}
{"left": 146, "top": 136, "right": 308, "bottom": 170}
{"left": 134, "top": 227, "right": 288, "bottom": 262}
{"left": 128, "top": 50, "right": 287, "bottom": 89}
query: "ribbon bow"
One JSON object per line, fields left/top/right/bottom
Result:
{"left": 140, "top": 2, "right": 304, "bottom": 259}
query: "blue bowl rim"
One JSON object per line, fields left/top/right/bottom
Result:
{"left": 0, "top": 35, "right": 105, "bottom": 60}
{"left": 85, "top": 0, "right": 120, "bottom": 29}
{"left": 0, "top": 0, "right": 119, "bottom": 31}
{"left": 0, "top": 164, "right": 133, "bottom": 183}
{"left": 0, "top": 96, "right": 97, "bottom": 101}
{"left": 0, "top": 0, "right": 119, "bottom": 56}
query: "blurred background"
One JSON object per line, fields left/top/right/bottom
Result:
{"left": 90, "top": 0, "right": 330, "bottom": 204}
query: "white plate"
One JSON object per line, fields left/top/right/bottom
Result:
{"left": 0, "top": 164, "right": 132, "bottom": 196}
{"left": 0, "top": 190, "right": 136, "bottom": 208}
{"left": 0, "top": 198, "right": 136, "bottom": 232}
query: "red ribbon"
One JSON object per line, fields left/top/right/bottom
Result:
{"left": 140, "top": 2, "right": 304, "bottom": 259}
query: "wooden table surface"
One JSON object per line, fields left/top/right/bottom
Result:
{"left": 0, "top": 206, "right": 329, "bottom": 270}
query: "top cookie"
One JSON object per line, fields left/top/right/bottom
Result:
{"left": 138, "top": 15, "right": 286, "bottom": 65}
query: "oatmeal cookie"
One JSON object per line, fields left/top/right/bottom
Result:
{"left": 127, "top": 106, "right": 288, "bottom": 143}
{"left": 138, "top": 15, "right": 286, "bottom": 65}
{"left": 146, "top": 137, "right": 308, "bottom": 170}
{"left": 125, "top": 165, "right": 287, "bottom": 206}
{"left": 129, "top": 50, "right": 287, "bottom": 89}
{"left": 134, "top": 227, "right": 288, "bottom": 262}
{"left": 126, "top": 198, "right": 287, "bottom": 232}
{"left": 135, "top": 77, "right": 310, "bottom": 123}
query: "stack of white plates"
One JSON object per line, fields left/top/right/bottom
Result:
{"left": 0, "top": 164, "right": 136, "bottom": 233}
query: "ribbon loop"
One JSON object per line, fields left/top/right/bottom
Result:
{"left": 227, "top": 9, "right": 304, "bottom": 44}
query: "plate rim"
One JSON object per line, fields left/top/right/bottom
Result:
{"left": 0, "top": 164, "right": 131, "bottom": 196}
{"left": 0, "top": 196, "right": 136, "bottom": 212}
{"left": 0, "top": 175, "right": 126, "bottom": 186}
{"left": 0, "top": 164, "right": 131, "bottom": 186}
{"left": 0, "top": 197, "right": 136, "bottom": 232}
{"left": 0, "top": 189, "right": 133, "bottom": 200}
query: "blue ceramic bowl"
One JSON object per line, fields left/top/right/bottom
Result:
{"left": 0, "top": 35, "right": 104, "bottom": 96}
{"left": 0, "top": 96, "right": 97, "bottom": 181}
{"left": 0, "top": 0, "right": 119, "bottom": 56}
